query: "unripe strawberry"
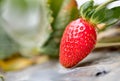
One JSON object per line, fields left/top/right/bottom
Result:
{"left": 59, "top": 0, "right": 120, "bottom": 68}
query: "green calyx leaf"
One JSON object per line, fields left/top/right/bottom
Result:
{"left": 79, "top": 0, "right": 94, "bottom": 19}
{"left": 79, "top": 0, "right": 120, "bottom": 29}
{"left": 98, "top": 6, "right": 120, "bottom": 31}
{"left": 110, "top": 6, "right": 120, "bottom": 19}
{"left": 90, "top": 0, "right": 120, "bottom": 24}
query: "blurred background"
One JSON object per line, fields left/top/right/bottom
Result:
{"left": 0, "top": 0, "right": 120, "bottom": 80}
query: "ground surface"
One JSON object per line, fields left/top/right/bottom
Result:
{"left": 5, "top": 51, "right": 120, "bottom": 81}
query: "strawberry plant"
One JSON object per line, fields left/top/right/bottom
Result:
{"left": 0, "top": 0, "right": 78, "bottom": 70}
{"left": 59, "top": 0, "right": 120, "bottom": 68}
{"left": 39, "top": 0, "right": 79, "bottom": 56}
{"left": 0, "top": 0, "right": 120, "bottom": 70}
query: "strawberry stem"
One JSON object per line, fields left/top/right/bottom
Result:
{"left": 99, "top": 19, "right": 119, "bottom": 32}
{"left": 79, "top": 0, "right": 120, "bottom": 30}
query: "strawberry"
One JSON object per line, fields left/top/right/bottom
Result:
{"left": 59, "top": 0, "right": 120, "bottom": 68}
{"left": 60, "top": 18, "right": 96, "bottom": 68}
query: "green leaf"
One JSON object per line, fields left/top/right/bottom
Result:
{"left": 0, "top": 0, "right": 53, "bottom": 56}
{"left": 0, "top": 0, "right": 3, "bottom": 14}
{"left": 0, "top": 26, "right": 18, "bottom": 59}
{"left": 110, "top": 6, "right": 120, "bottom": 19}
{"left": 103, "top": 6, "right": 120, "bottom": 22}
{"left": 99, "top": 6, "right": 120, "bottom": 31}
{"left": 52, "top": 0, "right": 79, "bottom": 30}
{"left": 40, "top": 0, "right": 79, "bottom": 56}
{"left": 90, "top": 7, "right": 107, "bottom": 24}
{"left": 9, "top": 0, "right": 27, "bottom": 12}
{"left": 79, "top": 0, "right": 94, "bottom": 19}
{"left": 48, "top": 0, "right": 63, "bottom": 19}
{"left": 90, "top": 0, "right": 120, "bottom": 25}
{"left": 100, "top": 6, "right": 120, "bottom": 30}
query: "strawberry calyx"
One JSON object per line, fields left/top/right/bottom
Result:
{"left": 79, "top": 0, "right": 120, "bottom": 30}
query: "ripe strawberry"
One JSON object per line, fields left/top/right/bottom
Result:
{"left": 59, "top": 0, "right": 119, "bottom": 68}
{"left": 60, "top": 18, "right": 96, "bottom": 68}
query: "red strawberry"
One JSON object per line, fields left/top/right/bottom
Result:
{"left": 59, "top": 18, "right": 96, "bottom": 68}
{"left": 59, "top": 0, "right": 120, "bottom": 68}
